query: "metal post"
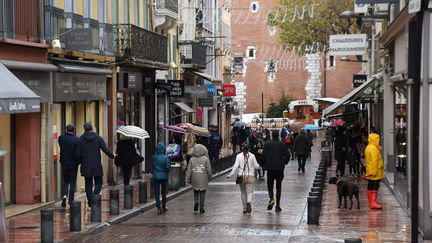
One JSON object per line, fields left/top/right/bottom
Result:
{"left": 40, "top": 209, "right": 53, "bottom": 243}
{"left": 139, "top": 181, "right": 147, "bottom": 204}
{"left": 0, "top": 183, "right": 8, "bottom": 243}
{"left": 69, "top": 201, "right": 81, "bottom": 231}
{"left": 91, "top": 194, "right": 102, "bottom": 222}
{"left": 307, "top": 196, "right": 319, "bottom": 225}
{"left": 110, "top": 189, "right": 120, "bottom": 215}
{"left": 124, "top": 185, "right": 133, "bottom": 209}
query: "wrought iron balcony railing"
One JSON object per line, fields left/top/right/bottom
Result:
{"left": 154, "top": 0, "right": 178, "bottom": 18}
{"left": 179, "top": 41, "right": 206, "bottom": 68}
{"left": 114, "top": 24, "right": 167, "bottom": 65}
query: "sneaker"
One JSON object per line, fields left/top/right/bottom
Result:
{"left": 275, "top": 206, "right": 282, "bottom": 212}
{"left": 200, "top": 208, "right": 205, "bottom": 214}
{"left": 246, "top": 203, "right": 252, "bottom": 213}
{"left": 61, "top": 196, "right": 67, "bottom": 207}
{"left": 267, "top": 199, "right": 275, "bottom": 210}
{"left": 194, "top": 202, "right": 199, "bottom": 212}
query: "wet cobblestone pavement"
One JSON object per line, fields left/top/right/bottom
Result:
{"left": 70, "top": 138, "right": 413, "bottom": 243}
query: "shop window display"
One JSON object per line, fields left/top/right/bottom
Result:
{"left": 394, "top": 85, "right": 407, "bottom": 178}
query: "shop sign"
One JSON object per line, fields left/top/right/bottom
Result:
{"left": 353, "top": 74, "right": 367, "bottom": 87}
{"left": 62, "top": 28, "right": 93, "bottom": 51}
{"left": 222, "top": 84, "right": 236, "bottom": 97}
{"left": 206, "top": 84, "right": 216, "bottom": 95}
{"left": 355, "top": 0, "right": 397, "bottom": 3}
{"left": 329, "top": 34, "right": 367, "bottom": 56}
{"left": 155, "top": 80, "right": 173, "bottom": 91}
{"left": 13, "top": 71, "right": 51, "bottom": 102}
{"left": 118, "top": 72, "right": 142, "bottom": 91}
{"left": 408, "top": 0, "right": 421, "bottom": 14}
{"left": 53, "top": 73, "right": 107, "bottom": 102}
{"left": 169, "top": 80, "right": 184, "bottom": 97}
{"left": 184, "top": 86, "right": 208, "bottom": 99}
{"left": 360, "top": 85, "right": 375, "bottom": 103}
{"left": 198, "top": 97, "right": 215, "bottom": 107}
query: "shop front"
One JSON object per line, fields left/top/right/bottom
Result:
{"left": 52, "top": 63, "right": 111, "bottom": 197}
{"left": 0, "top": 63, "right": 41, "bottom": 204}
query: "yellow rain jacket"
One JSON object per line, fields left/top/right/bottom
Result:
{"left": 365, "top": 133, "right": 384, "bottom": 180}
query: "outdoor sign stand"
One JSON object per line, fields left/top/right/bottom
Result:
{"left": 0, "top": 182, "right": 8, "bottom": 242}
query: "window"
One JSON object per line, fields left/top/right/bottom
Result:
{"left": 250, "top": 1, "right": 259, "bottom": 13}
{"left": 265, "top": 60, "right": 277, "bottom": 72}
{"left": 328, "top": 55, "right": 335, "bottom": 68}
{"left": 246, "top": 46, "right": 256, "bottom": 59}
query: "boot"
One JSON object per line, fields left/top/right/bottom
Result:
{"left": 371, "top": 190, "right": 382, "bottom": 209}
{"left": 367, "top": 190, "right": 382, "bottom": 209}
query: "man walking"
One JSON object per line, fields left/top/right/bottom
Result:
{"left": 293, "top": 130, "right": 311, "bottom": 173}
{"left": 262, "top": 130, "right": 289, "bottom": 212}
{"left": 209, "top": 125, "right": 223, "bottom": 165}
{"left": 58, "top": 124, "right": 79, "bottom": 207}
{"left": 76, "top": 122, "right": 115, "bottom": 208}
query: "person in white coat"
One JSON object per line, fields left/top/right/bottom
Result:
{"left": 227, "top": 142, "right": 261, "bottom": 213}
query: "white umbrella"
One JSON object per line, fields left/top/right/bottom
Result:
{"left": 116, "top": 125, "right": 150, "bottom": 139}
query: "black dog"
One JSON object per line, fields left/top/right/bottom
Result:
{"left": 328, "top": 177, "right": 360, "bottom": 210}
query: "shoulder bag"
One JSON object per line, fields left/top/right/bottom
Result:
{"left": 242, "top": 153, "right": 255, "bottom": 184}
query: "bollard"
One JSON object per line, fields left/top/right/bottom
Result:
{"left": 91, "top": 194, "right": 102, "bottom": 222}
{"left": 41, "top": 209, "right": 53, "bottom": 243}
{"left": 139, "top": 181, "right": 147, "bottom": 204}
{"left": 309, "top": 191, "right": 321, "bottom": 211}
{"left": 307, "top": 196, "right": 319, "bottom": 225}
{"left": 124, "top": 185, "right": 133, "bottom": 209}
{"left": 69, "top": 201, "right": 81, "bottom": 231}
{"left": 110, "top": 189, "right": 120, "bottom": 215}
{"left": 345, "top": 238, "right": 362, "bottom": 243}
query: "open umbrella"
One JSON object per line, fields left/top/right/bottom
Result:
{"left": 186, "top": 125, "right": 210, "bottom": 137}
{"left": 231, "top": 120, "right": 247, "bottom": 128}
{"left": 304, "top": 124, "right": 320, "bottom": 131}
{"left": 162, "top": 125, "right": 187, "bottom": 134}
{"left": 116, "top": 125, "right": 150, "bottom": 139}
{"left": 330, "top": 119, "right": 345, "bottom": 127}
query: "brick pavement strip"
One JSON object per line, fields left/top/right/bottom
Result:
{"left": 68, "top": 138, "right": 412, "bottom": 243}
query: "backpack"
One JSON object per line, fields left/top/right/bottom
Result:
{"left": 284, "top": 132, "right": 293, "bottom": 144}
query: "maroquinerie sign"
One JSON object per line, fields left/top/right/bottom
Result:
{"left": 0, "top": 99, "right": 40, "bottom": 114}
{"left": 329, "top": 34, "right": 367, "bottom": 56}
{"left": 53, "top": 73, "right": 106, "bottom": 102}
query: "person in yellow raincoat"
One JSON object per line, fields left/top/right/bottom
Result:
{"left": 364, "top": 132, "right": 384, "bottom": 209}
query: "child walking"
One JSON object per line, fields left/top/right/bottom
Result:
{"left": 185, "top": 144, "right": 213, "bottom": 214}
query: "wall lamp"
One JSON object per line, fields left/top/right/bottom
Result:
{"left": 340, "top": 56, "right": 367, "bottom": 63}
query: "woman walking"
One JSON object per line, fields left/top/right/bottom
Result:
{"left": 152, "top": 143, "right": 171, "bottom": 214}
{"left": 227, "top": 142, "right": 261, "bottom": 213}
{"left": 365, "top": 132, "right": 384, "bottom": 209}
{"left": 185, "top": 144, "right": 212, "bottom": 214}
{"left": 115, "top": 134, "right": 138, "bottom": 186}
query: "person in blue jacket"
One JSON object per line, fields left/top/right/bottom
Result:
{"left": 58, "top": 124, "right": 79, "bottom": 207}
{"left": 152, "top": 143, "right": 171, "bottom": 214}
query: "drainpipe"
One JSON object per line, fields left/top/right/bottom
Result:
{"left": 40, "top": 103, "right": 47, "bottom": 203}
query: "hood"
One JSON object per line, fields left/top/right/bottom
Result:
{"left": 156, "top": 143, "right": 166, "bottom": 155}
{"left": 82, "top": 131, "right": 98, "bottom": 142}
{"left": 192, "top": 144, "right": 208, "bottom": 157}
{"left": 368, "top": 133, "right": 380, "bottom": 146}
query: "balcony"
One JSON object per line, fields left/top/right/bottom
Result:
{"left": 114, "top": 24, "right": 168, "bottom": 67}
{"left": 179, "top": 41, "right": 206, "bottom": 69}
{"left": 154, "top": 0, "right": 178, "bottom": 19}
{"left": 154, "top": 0, "right": 178, "bottom": 32}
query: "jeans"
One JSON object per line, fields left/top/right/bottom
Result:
{"left": 193, "top": 190, "right": 206, "bottom": 209}
{"left": 62, "top": 165, "right": 78, "bottom": 202}
{"left": 122, "top": 165, "right": 133, "bottom": 185}
{"left": 267, "top": 170, "right": 284, "bottom": 206}
{"left": 85, "top": 176, "right": 103, "bottom": 206}
{"left": 153, "top": 179, "right": 168, "bottom": 209}
{"left": 297, "top": 154, "right": 308, "bottom": 171}
{"left": 239, "top": 183, "right": 254, "bottom": 210}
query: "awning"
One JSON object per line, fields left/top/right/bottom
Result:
{"left": 322, "top": 73, "right": 382, "bottom": 117}
{"left": 174, "top": 102, "right": 195, "bottom": 113}
{"left": 0, "top": 60, "right": 57, "bottom": 72}
{"left": 193, "top": 71, "right": 221, "bottom": 82}
{"left": 57, "top": 64, "right": 112, "bottom": 75}
{"left": 0, "top": 63, "right": 40, "bottom": 114}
